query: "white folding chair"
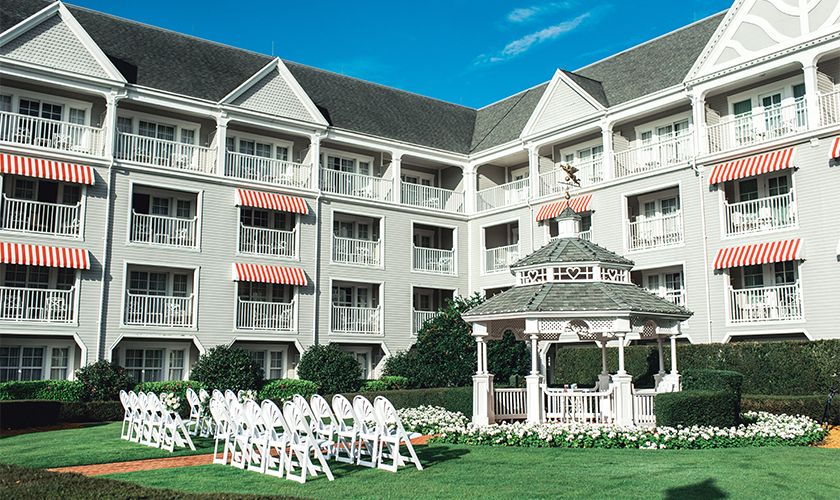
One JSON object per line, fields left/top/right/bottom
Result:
{"left": 119, "top": 390, "right": 132, "bottom": 440}
{"left": 243, "top": 399, "right": 268, "bottom": 473}
{"left": 140, "top": 393, "right": 164, "bottom": 448}
{"left": 331, "top": 394, "right": 360, "bottom": 464}
{"left": 309, "top": 394, "right": 338, "bottom": 459}
{"left": 228, "top": 403, "right": 251, "bottom": 469}
{"left": 185, "top": 388, "right": 202, "bottom": 436}
{"left": 353, "top": 395, "right": 380, "bottom": 468}
{"left": 260, "top": 399, "right": 292, "bottom": 477}
{"left": 283, "top": 400, "right": 334, "bottom": 483}
{"left": 129, "top": 392, "right": 145, "bottom": 443}
{"left": 374, "top": 396, "right": 423, "bottom": 471}
{"left": 210, "top": 395, "right": 235, "bottom": 465}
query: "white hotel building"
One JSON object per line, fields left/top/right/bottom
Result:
{"left": 1, "top": 0, "right": 839, "bottom": 383}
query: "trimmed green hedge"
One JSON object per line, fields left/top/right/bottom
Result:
{"left": 682, "top": 369, "right": 743, "bottom": 397}
{"left": 0, "top": 380, "right": 84, "bottom": 401}
{"left": 259, "top": 379, "right": 318, "bottom": 401}
{"left": 330, "top": 387, "right": 472, "bottom": 416}
{"left": 360, "top": 376, "right": 409, "bottom": 392}
{"left": 655, "top": 390, "right": 740, "bottom": 428}
{"left": 742, "top": 394, "right": 839, "bottom": 425}
{"left": 0, "top": 400, "right": 124, "bottom": 429}
{"left": 554, "top": 339, "right": 840, "bottom": 395}
{"left": 58, "top": 401, "right": 124, "bottom": 423}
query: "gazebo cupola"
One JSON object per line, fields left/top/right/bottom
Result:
{"left": 462, "top": 206, "right": 692, "bottom": 426}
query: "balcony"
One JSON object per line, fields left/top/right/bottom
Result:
{"left": 236, "top": 299, "right": 294, "bottom": 331}
{"left": 728, "top": 282, "right": 803, "bottom": 324}
{"left": 116, "top": 132, "right": 216, "bottom": 173}
{"left": 613, "top": 133, "right": 693, "bottom": 178}
{"left": 413, "top": 309, "right": 438, "bottom": 334}
{"left": 225, "top": 151, "right": 312, "bottom": 189}
{"left": 0, "top": 111, "right": 105, "bottom": 156}
{"left": 401, "top": 183, "right": 464, "bottom": 213}
{"left": 666, "top": 290, "right": 686, "bottom": 308}
{"left": 476, "top": 178, "right": 529, "bottom": 212}
{"left": 724, "top": 192, "right": 796, "bottom": 237}
{"left": 0, "top": 286, "right": 75, "bottom": 323}
{"left": 627, "top": 212, "right": 684, "bottom": 251}
{"left": 551, "top": 229, "right": 592, "bottom": 242}
{"left": 539, "top": 158, "right": 604, "bottom": 197}
{"left": 320, "top": 170, "right": 392, "bottom": 201}
{"left": 124, "top": 293, "right": 195, "bottom": 328}
{"left": 412, "top": 246, "right": 455, "bottom": 275}
{"left": 130, "top": 211, "right": 197, "bottom": 249}
{"left": 819, "top": 89, "right": 840, "bottom": 126}
{"left": 1, "top": 195, "right": 80, "bottom": 237}
{"left": 332, "top": 236, "right": 381, "bottom": 267}
{"left": 485, "top": 243, "right": 520, "bottom": 274}
{"left": 239, "top": 224, "right": 296, "bottom": 258}
{"left": 707, "top": 101, "right": 807, "bottom": 154}
{"left": 331, "top": 305, "right": 380, "bottom": 334}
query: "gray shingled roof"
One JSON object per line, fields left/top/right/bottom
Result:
{"left": 562, "top": 70, "right": 609, "bottom": 108}
{"left": 471, "top": 83, "right": 548, "bottom": 153}
{"left": 464, "top": 281, "right": 691, "bottom": 317}
{"left": 514, "top": 237, "right": 634, "bottom": 268}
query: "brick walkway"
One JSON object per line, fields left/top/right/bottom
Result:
{"left": 46, "top": 434, "right": 436, "bottom": 476}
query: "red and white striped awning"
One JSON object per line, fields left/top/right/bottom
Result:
{"left": 232, "top": 263, "right": 306, "bottom": 286}
{"left": 0, "top": 242, "right": 90, "bottom": 269}
{"left": 830, "top": 137, "right": 840, "bottom": 159}
{"left": 708, "top": 147, "right": 795, "bottom": 184}
{"left": 235, "top": 189, "right": 308, "bottom": 215}
{"left": 1, "top": 154, "right": 95, "bottom": 185}
{"left": 713, "top": 238, "right": 803, "bottom": 269}
{"left": 536, "top": 195, "right": 592, "bottom": 221}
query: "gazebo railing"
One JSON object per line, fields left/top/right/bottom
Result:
{"left": 494, "top": 388, "right": 527, "bottom": 420}
{"left": 632, "top": 388, "right": 657, "bottom": 426}
{"left": 544, "top": 386, "right": 615, "bottom": 424}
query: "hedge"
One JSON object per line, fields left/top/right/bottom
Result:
{"left": 0, "top": 380, "right": 84, "bottom": 401}
{"left": 682, "top": 369, "right": 743, "bottom": 397}
{"left": 329, "top": 387, "right": 473, "bottom": 417}
{"left": 554, "top": 339, "right": 839, "bottom": 395}
{"left": 741, "top": 394, "right": 839, "bottom": 425}
{"left": 655, "top": 390, "right": 740, "bottom": 428}
{"left": 259, "top": 379, "right": 318, "bottom": 401}
{"left": 0, "top": 400, "right": 124, "bottom": 429}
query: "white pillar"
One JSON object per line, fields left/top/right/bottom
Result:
{"left": 654, "top": 337, "right": 666, "bottom": 389}
{"left": 598, "top": 340, "right": 611, "bottom": 391}
{"left": 610, "top": 332, "right": 634, "bottom": 425}
{"left": 102, "top": 91, "right": 121, "bottom": 159}
{"left": 660, "top": 335, "right": 682, "bottom": 392}
{"left": 525, "top": 318, "right": 544, "bottom": 423}
{"left": 690, "top": 93, "right": 707, "bottom": 157}
{"left": 309, "top": 133, "right": 322, "bottom": 191}
{"left": 464, "top": 168, "right": 477, "bottom": 214}
{"left": 600, "top": 121, "right": 614, "bottom": 182}
{"left": 803, "top": 63, "right": 821, "bottom": 130}
{"left": 670, "top": 335, "right": 678, "bottom": 375}
{"left": 527, "top": 144, "right": 540, "bottom": 199}
{"left": 616, "top": 333, "right": 627, "bottom": 375}
{"left": 472, "top": 322, "right": 494, "bottom": 425}
{"left": 215, "top": 114, "right": 229, "bottom": 177}
{"left": 390, "top": 151, "right": 403, "bottom": 204}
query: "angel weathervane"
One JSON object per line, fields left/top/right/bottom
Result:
{"left": 560, "top": 162, "right": 580, "bottom": 200}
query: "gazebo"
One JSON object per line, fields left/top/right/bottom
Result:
{"left": 462, "top": 207, "right": 693, "bottom": 426}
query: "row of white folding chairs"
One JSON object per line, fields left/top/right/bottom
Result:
{"left": 184, "top": 387, "right": 214, "bottom": 437}
{"left": 119, "top": 390, "right": 196, "bottom": 452}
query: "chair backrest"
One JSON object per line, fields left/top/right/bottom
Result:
{"left": 283, "top": 400, "right": 313, "bottom": 443}
{"left": 199, "top": 388, "right": 210, "bottom": 401}
{"left": 353, "top": 395, "right": 377, "bottom": 434}
{"left": 374, "top": 396, "right": 403, "bottom": 433}
{"left": 310, "top": 394, "right": 338, "bottom": 430}
{"left": 293, "top": 393, "right": 317, "bottom": 423}
{"left": 119, "top": 390, "right": 130, "bottom": 410}
{"left": 186, "top": 388, "right": 200, "bottom": 408}
{"left": 209, "top": 397, "right": 229, "bottom": 431}
{"left": 260, "top": 399, "right": 287, "bottom": 431}
{"left": 331, "top": 394, "right": 357, "bottom": 432}
{"left": 225, "top": 389, "right": 238, "bottom": 406}
{"left": 243, "top": 399, "right": 265, "bottom": 436}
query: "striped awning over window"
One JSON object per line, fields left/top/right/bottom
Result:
{"left": 830, "top": 137, "right": 840, "bottom": 159}
{"left": 234, "top": 189, "right": 308, "bottom": 215}
{"left": 708, "top": 147, "right": 795, "bottom": 184}
{"left": 0, "top": 242, "right": 90, "bottom": 269}
{"left": 535, "top": 195, "right": 592, "bottom": 221}
{"left": 232, "top": 263, "right": 306, "bottom": 286}
{"left": 713, "top": 238, "right": 802, "bottom": 269}
{"left": 1, "top": 154, "right": 95, "bottom": 185}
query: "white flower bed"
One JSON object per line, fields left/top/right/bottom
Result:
{"left": 397, "top": 407, "right": 827, "bottom": 449}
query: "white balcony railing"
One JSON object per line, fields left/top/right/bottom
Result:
{"left": 613, "top": 133, "right": 693, "bottom": 178}
{"left": 413, "top": 246, "right": 455, "bottom": 275}
{"left": 130, "top": 211, "right": 197, "bottom": 248}
{"left": 476, "top": 178, "right": 529, "bottom": 212}
{"left": 485, "top": 243, "right": 520, "bottom": 273}
{"left": 332, "top": 237, "right": 380, "bottom": 267}
{"left": 0, "top": 111, "right": 105, "bottom": 156}
{"left": 1, "top": 195, "right": 81, "bottom": 237}
{"left": 124, "top": 293, "right": 195, "bottom": 327}
{"left": 551, "top": 229, "right": 592, "bottom": 242}
{"left": 0, "top": 286, "right": 75, "bottom": 323}
{"left": 707, "top": 100, "right": 808, "bottom": 154}
{"left": 544, "top": 386, "right": 615, "bottom": 424}
{"left": 401, "top": 183, "right": 464, "bottom": 213}
{"left": 320, "top": 170, "right": 392, "bottom": 201}
{"left": 627, "top": 212, "right": 684, "bottom": 251}
{"left": 116, "top": 132, "right": 216, "bottom": 173}
{"left": 494, "top": 388, "right": 527, "bottom": 420}
{"left": 819, "top": 90, "right": 840, "bottom": 126}
{"left": 413, "top": 309, "right": 439, "bottom": 334}
{"left": 665, "top": 290, "right": 686, "bottom": 308}
{"left": 539, "top": 158, "right": 604, "bottom": 197}
{"left": 237, "top": 299, "right": 294, "bottom": 331}
{"left": 331, "top": 305, "right": 380, "bottom": 334}
{"left": 632, "top": 389, "right": 657, "bottom": 426}
{"left": 225, "top": 151, "right": 311, "bottom": 189}
{"left": 239, "top": 224, "right": 296, "bottom": 258}
{"left": 724, "top": 192, "right": 796, "bottom": 237}
{"left": 728, "top": 282, "right": 803, "bottom": 324}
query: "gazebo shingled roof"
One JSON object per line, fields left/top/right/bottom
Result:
{"left": 512, "top": 237, "right": 634, "bottom": 268}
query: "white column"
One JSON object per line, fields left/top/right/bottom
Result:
{"left": 102, "top": 92, "right": 120, "bottom": 159}
{"left": 524, "top": 318, "right": 544, "bottom": 423}
{"left": 598, "top": 340, "right": 611, "bottom": 391}
{"left": 654, "top": 337, "right": 666, "bottom": 389}
{"left": 464, "top": 168, "right": 477, "bottom": 214}
{"left": 309, "top": 133, "right": 322, "bottom": 191}
{"left": 616, "top": 333, "right": 627, "bottom": 375}
{"left": 690, "top": 93, "right": 707, "bottom": 157}
{"left": 670, "top": 335, "right": 678, "bottom": 375}
{"left": 472, "top": 322, "right": 494, "bottom": 425}
{"left": 803, "top": 63, "right": 821, "bottom": 130}
{"left": 527, "top": 144, "right": 540, "bottom": 199}
{"left": 391, "top": 152, "right": 403, "bottom": 204}
{"left": 600, "top": 121, "right": 614, "bottom": 182}
{"left": 660, "top": 334, "right": 682, "bottom": 392}
{"left": 215, "top": 114, "right": 229, "bottom": 177}
{"left": 610, "top": 332, "right": 634, "bottom": 426}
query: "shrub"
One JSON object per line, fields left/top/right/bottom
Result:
{"left": 655, "top": 390, "right": 740, "bottom": 428}
{"left": 297, "top": 343, "right": 362, "bottom": 394}
{"left": 331, "top": 387, "right": 472, "bottom": 416}
{"left": 259, "top": 379, "right": 318, "bottom": 401}
{"left": 383, "top": 349, "right": 426, "bottom": 389}
{"left": 682, "top": 369, "right": 743, "bottom": 397}
{"left": 57, "top": 401, "right": 124, "bottom": 423}
{"left": 190, "top": 346, "right": 263, "bottom": 393}
{"left": 741, "top": 394, "right": 840, "bottom": 425}
{"left": 0, "top": 380, "right": 84, "bottom": 401}
{"left": 360, "top": 375, "right": 409, "bottom": 392}
{"left": 0, "top": 401, "right": 61, "bottom": 429}
{"left": 488, "top": 331, "right": 529, "bottom": 385}
{"left": 75, "top": 360, "right": 135, "bottom": 402}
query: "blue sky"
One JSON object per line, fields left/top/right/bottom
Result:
{"left": 69, "top": 0, "right": 735, "bottom": 108}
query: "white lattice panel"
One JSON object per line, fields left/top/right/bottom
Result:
{"left": 232, "top": 68, "right": 315, "bottom": 122}
{"left": 0, "top": 15, "right": 109, "bottom": 79}
{"left": 487, "top": 318, "right": 525, "bottom": 340}
{"left": 539, "top": 320, "right": 564, "bottom": 332}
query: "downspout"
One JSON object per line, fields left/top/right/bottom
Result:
{"left": 312, "top": 191, "right": 322, "bottom": 346}
{"left": 692, "top": 157, "right": 713, "bottom": 343}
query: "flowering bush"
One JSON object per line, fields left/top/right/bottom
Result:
{"left": 159, "top": 392, "right": 180, "bottom": 412}
{"left": 238, "top": 390, "right": 258, "bottom": 403}
{"left": 398, "top": 408, "right": 827, "bottom": 449}
{"left": 75, "top": 360, "right": 134, "bottom": 402}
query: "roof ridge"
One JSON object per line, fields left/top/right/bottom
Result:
{"left": 476, "top": 80, "right": 549, "bottom": 111}
{"left": 471, "top": 88, "right": 533, "bottom": 152}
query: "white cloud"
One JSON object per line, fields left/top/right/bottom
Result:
{"left": 476, "top": 12, "right": 590, "bottom": 65}
{"left": 507, "top": 2, "right": 572, "bottom": 23}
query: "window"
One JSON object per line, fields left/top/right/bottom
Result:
{"left": 7, "top": 177, "right": 81, "bottom": 206}
{"left": 50, "top": 348, "right": 69, "bottom": 379}
{"left": 129, "top": 271, "right": 168, "bottom": 296}
{"left": 0, "top": 346, "right": 44, "bottom": 382}
{"left": 238, "top": 282, "right": 289, "bottom": 303}
{"left": 168, "top": 350, "right": 185, "bottom": 380}
{"left": 738, "top": 179, "right": 759, "bottom": 202}
{"left": 172, "top": 274, "right": 188, "bottom": 297}
{"left": 2, "top": 264, "right": 76, "bottom": 291}
{"left": 333, "top": 219, "right": 378, "bottom": 241}
{"left": 774, "top": 261, "right": 795, "bottom": 285}
{"left": 0, "top": 94, "right": 11, "bottom": 112}
{"left": 268, "top": 352, "right": 284, "bottom": 379}
{"left": 228, "top": 136, "right": 291, "bottom": 161}
{"left": 332, "top": 285, "right": 376, "bottom": 308}
{"left": 743, "top": 265, "right": 764, "bottom": 288}
{"left": 124, "top": 348, "right": 163, "bottom": 382}
{"left": 640, "top": 270, "right": 684, "bottom": 306}
{"left": 326, "top": 154, "right": 371, "bottom": 175}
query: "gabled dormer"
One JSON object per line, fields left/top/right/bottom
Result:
{"left": 521, "top": 69, "right": 607, "bottom": 138}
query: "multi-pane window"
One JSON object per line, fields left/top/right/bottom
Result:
{"left": 129, "top": 271, "right": 168, "bottom": 296}
{"left": 4, "top": 264, "right": 49, "bottom": 289}
{"left": 125, "top": 349, "right": 163, "bottom": 382}
{"left": 180, "top": 129, "right": 195, "bottom": 145}
{"left": 50, "top": 348, "right": 69, "bottom": 379}
{"left": 0, "top": 94, "right": 11, "bottom": 112}
{"left": 14, "top": 179, "right": 35, "bottom": 200}
{"left": 739, "top": 178, "right": 759, "bottom": 202}
{"left": 768, "top": 176, "right": 789, "bottom": 197}
{"left": 661, "top": 198, "right": 679, "bottom": 215}
{"left": 68, "top": 108, "right": 86, "bottom": 125}
{"left": 665, "top": 273, "right": 684, "bottom": 304}
{"left": 249, "top": 351, "right": 265, "bottom": 373}
{"left": 62, "top": 185, "right": 81, "bottom": 205}
{"left": 774, "top": 261, "right": 795, "bottom": 285}
{"left": 0, "top": 347, "right": 45, "bottom": 382}
{"left": 229, "top": 137, "right": 290, "bottom": 160}
{"left": 269, "top": 352, "right": 284, "bottom": 379}
{"left": 743, "top": 265, "right": 764, "bottom": 288}
{"left": 168, "top": 350, "right": 184, "bottom": 380}
{"left": 138, "top": 121, "right": 175, "bottom": 141}
{"left": 117, "top": 117, "right": 133, "bottom": 134}
{"left": 151, "top": 197, "right": 169, "bottom": 216}
{"left": 239, "top": 282, "right": 288, "bottom": 303}
{"left": 19, "top": 99, "right": 40, "bottom": 117}
{"left": 56, "top": 268, "right": 75, "bottom": 291}
{"left": 176, "top": 200, "right": 191, "bottom": 218}
{"left": 172, "top": 274, "right": 189, "bottom": 297}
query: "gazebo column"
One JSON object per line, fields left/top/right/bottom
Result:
{"left": 660, "top": 334, "right": 681, "bottom": 392}
{"left": 471, "top": 322, "right": 494, "bottom": 425}
{"left": 654, "top": 336, "right": 666, "bottom": 390}
{"left": 525, "top": 319, "right": 544, "bottom": 423}
{"left": 598, "top": 340, "right": 611, "bottom": 391}
{"left": 611, "top": 333, "right": 634, "bottom": 426}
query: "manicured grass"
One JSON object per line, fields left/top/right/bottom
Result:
{"left": 0, "top": 422, "right": 215, "bottom": 468}
{"left": 102, "top": 445, "right": 840, "bottom": 500}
